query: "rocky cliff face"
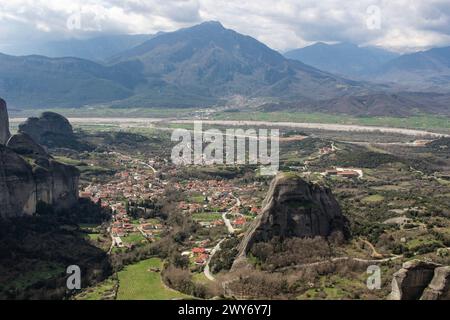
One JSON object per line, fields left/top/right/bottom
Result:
{"left": 421, "top": 266, "right": 450, "bottom": 300}
{"left": 0, "top": 98, "right": 11, "bottom": 145}
{"left": 0, "top": 145, "right": 36, "bottom": 217}
{"left": 235, "top": 173, "right": 348, "bottom": 262}
{"left": 0, "top": 99, "right": 79, "bottom": 218}
{"left": 390, "top": 260, "right": 450, "bottom": 300}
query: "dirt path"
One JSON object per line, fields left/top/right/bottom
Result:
{"left": 360, "top": 238, "right": 384, "bottom": 259}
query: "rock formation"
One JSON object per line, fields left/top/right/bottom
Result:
{"left": 0, "top": 98, "right": 11, "bottom": 145}
{"left": 18, "top": 112, "right": 77, "bottom": 148}
{"left": 421, "top": 266, "right": 450, "bottom": 300}
{"left": 0, "top": 99, "right": 79, "bottom": 218}
{"left": 6, "top": 133, "right": 49, "bottom": 158}
{"left": 390, "top": 260, "right": 450, "bottom": 300}
{"left": 234, "top": 173, "right": 348, "bottom": 264}
{"left": 0, "top": 145, "right": 36, "bottom": 217}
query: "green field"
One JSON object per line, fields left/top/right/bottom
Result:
{"left": 75, "top": 278, "right": 117, "bottom": 300}
{"left": 9, "top": 106, "right": 199, "bottom": 119}
{"left": 214, "top": 111, "right": 450, "bottom": 132}
{"left": 121, "top": 232, "right": 146, "bottom": 245}
{"left": 116, "top": 258, "right": 190, "bottom": 300}
{"left": 3, "top": 261, "right": 65, "bottom": 291}
{"left": 192, "top": 213, "right": 223, "bottom": 221}
{"left": 361, "top": 194, "right": 385, "bottom": 204}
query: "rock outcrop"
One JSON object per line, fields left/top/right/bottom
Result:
{"left": 235, "top": 173, "right": 348, "bottom": 262}
{"left": 0, "top": 98, "right": 11, "bottom": 145}
{"left": 389, "top": 260, "right": 450, "bottom": 300}
{"left": 18, "top": 112, "right": 77, "bottom": 149}
{"left": 421, "top": 266, "right": 450, "bottom": 300}
{"left": 0, "top": 145, "right": 36, "bottom": 217}
{"left": 6, "top": 133, "right": 49, "bottom": 158}
{"left": 0, "top": 99, "right": 79, "bottom": 218}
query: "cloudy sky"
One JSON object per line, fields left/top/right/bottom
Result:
{"left": 1, "top": 0, "right": 450, "bottom": 54}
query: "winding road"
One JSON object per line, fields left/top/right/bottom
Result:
{"left": 204, "top": 194, "right": 239, "bottom": 281}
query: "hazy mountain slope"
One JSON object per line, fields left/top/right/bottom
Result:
{"left": 258, "top": 92, "right": 450, "bottom": 117}
{"left": 0, "top": 53, "right": 145, "bottom": 108}
{"left": 284, "top": 42, "right": 398, "bottom": 78}
{"left": 373, "top": 46, "right": 450, "bottom": 91}
{"left": 111, "top": 21, "right": 367, "bottom": 106}
{"left": 33, "top": 34, "right": 154, "bottom": 61}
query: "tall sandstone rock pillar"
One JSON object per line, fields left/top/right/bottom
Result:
{"left": 0, "top": 98, "right": 11, "bottom": 145}
{"left": 233, "top": 172, "right": 349, "bottom": 270}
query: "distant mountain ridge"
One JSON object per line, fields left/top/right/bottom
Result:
{"left": 0, "top": 53, "right": 145, "bottom": 108}
{"left": 23, "top": 34, "right": 155, "bottom": 62}
{"left": 286, "top": 42, "right": 450, "bottom": 93}
{"left": 284, "top": 42, "right": 399, "bottom": 78}
{"left": 372, "top": 46, "right": 450, "bottom": 91}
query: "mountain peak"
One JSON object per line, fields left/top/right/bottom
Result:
{"left": 188, "top": 21, "right": 225, "bottom": 32}
{"left": 199, "top": 21, "right": 224, "bottom": 28}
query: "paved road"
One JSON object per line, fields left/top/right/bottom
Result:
{"left": 222, "top": 212, "right": 235, "bottom": 234}
{"left": 204, "top": 195, "right": 240, "bottom": 281}
{"left": 204, "top": 239, "right": 226, "bottom": 281}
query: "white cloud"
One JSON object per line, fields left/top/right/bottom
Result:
{"left": 1, "top": 0, "right": 450, "bottom": 53}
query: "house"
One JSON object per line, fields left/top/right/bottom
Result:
{"left": 194, "top": 253, "right": 209, "bottom": 265}
{"left": 337, "top": 170, "right": 360, "bottom": 178}
{"left": 192, "top": 247, "right": 206, "bottom": 255}
{"left": 111, "top": 227, "right": 125, "bottom": 237}
{"left": 233, "top": 217, "right": 246, "bottom": 227}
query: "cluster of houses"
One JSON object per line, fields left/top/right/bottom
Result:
{"left": 181, "top": 246, "right": 212, "bottom": 265}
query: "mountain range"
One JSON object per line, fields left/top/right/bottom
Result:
{"left": 33, "top": 34, "right": 155, "bottom": 62}
{"left": 0, "top": 53, "right": 145, "bottom": 108}
{"left": 285, "top": 42, "right": 450, "bottom": 93}
{"left": 0, "top": 21, "right": 450, "bottom": 115}
{"left": 284, "top": 42, "right": 399, "bottom": 78}
{"left": 0, "top": 22, "right": 367, "bottom": 109}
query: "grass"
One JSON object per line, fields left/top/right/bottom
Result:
{"left": 116, "top": 258, "right": 190, "bottom": 300}
{"left": 189, "top": 195, "right": 206, "bottom": 204}
{"left": 4, "top": 262, "right": 65, "bottom": 291}
{"left": 121, "top": 232, "right": 146, "bottom": 245}
{"left": 361, "top": 194, "right": 385, "bottom": 204}
{"left": 10, "top": 106, "right": 199, "bottom": 119}
{"left": 54, "top": 156, "right": 86, "bottom": 166}
{"left": 87, "top": 233, "right": 101, "bottom": 241}
{"left": 75, "top": 278, "right": 117, "bottom": 300}
{"left": 297, "top": 274, "right": 372, "bottom": 300}
{"left": 214, "top": 111, "right": 450, "bottom": 132}
{"left": 192, "top": 272, "right": 210, "bottom": 285}
{"left": 192, "top": 213, "right": 223, "bottom": 221}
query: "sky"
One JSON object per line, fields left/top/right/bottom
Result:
{"left": 1, "top": 0, "right": 450, "bottom": 54}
